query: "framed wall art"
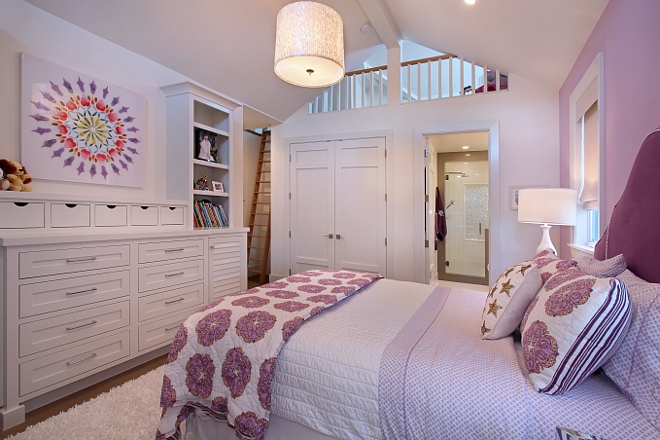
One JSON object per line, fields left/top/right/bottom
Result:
{"left": 20, "top": 53, "right": 146, "bottom": 187}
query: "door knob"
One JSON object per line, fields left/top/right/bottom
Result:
{"left": 336, "top": 234, "right": 341, "bottom": 240}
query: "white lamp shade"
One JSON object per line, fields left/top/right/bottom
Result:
{"left": 518, "top": 188, "right": 577, "bottom": 226}
{"left": 275, "top": 1, "right": 345, "bottom": 88}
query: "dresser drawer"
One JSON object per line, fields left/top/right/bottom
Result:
{"left": 0, "top": 202, "right": 45, "bottom": 229}
{"left": 131, "top": 205, "right": 158, "bottom": 226}
{"left": 138, "top": 259, "right": 204, "bottom": 292}
{"left": 19, "top": 331, "right": 130, "bottom": 396}
{"left": 51, "top": 203, "right": 90, "bottom": 228}
{"left": 19, "top": 244, "right": 130, "bottom": 279}
{"left": 160, "top": 206, "right": 185, "bottom": 225}
{"left": 138, "top": 308, "right": 196, "bottom": 352}
{"left": 19, "top": 270, "right": 130, "bottom": 318}
{"left": 94, "top": 204, "right": 128, "bottom": 227}
{"left": 138, "top": 239, "right": 204, "bottom": 264}
{"left": 19, "top": 301, "right": 129, "bottom": 357}
{"left": 138, "top": 283, "right": 204, "bottom": 322}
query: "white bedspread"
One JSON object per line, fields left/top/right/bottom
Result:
{"left": 270, "top": 279, "right": 433, "bottom": 440}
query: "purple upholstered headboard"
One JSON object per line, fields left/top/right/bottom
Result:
{"left": 594, "top": 128, "right": 660, "bottom": 283}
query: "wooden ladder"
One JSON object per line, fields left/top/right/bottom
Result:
{"left": 247, "top": 130, "right": 271, "bottom": 285}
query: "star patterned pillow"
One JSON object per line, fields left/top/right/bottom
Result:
{"left": 481, "top": 262, "right": 542, "bottom": 340}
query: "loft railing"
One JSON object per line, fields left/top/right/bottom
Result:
{"left": 401, "top": 54, "right": 508, "bottom": 103}
{"left": 308, "top": 54, "right": 508, "bottom": 114}
{"left": 309, "top": 65, "right": 387, "bottom": 114}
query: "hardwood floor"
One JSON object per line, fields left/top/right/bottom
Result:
{"left": 0, "top": 354, "right": 167, "bottom": 439}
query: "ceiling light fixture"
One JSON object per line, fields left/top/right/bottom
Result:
{"left": 274, "top": 1, "right": 345, "bottom": 88}
{"left": 462, "top": 146, "right": 470, "bottom": 150}
{"left": 465, "top": 0, "right": 476, "bottom": 4}
{"left": 361, "top": 23, "right": 372, "bottom": 34}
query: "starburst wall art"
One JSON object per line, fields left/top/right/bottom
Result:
{"left": 20, "top": 53, "right": 146, "bottom": 187}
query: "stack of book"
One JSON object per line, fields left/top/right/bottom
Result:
{"left": 193, "top": 200, "right": 229, "bottom": 228}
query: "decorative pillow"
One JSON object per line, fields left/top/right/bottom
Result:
{"left": 481, "top": 263, "right": 542, "bottom": 340}
{"left": 572, "top": 254, "right": 627, "bottom": 278}
{"left": 531, "top": 248, "right": 579, "bottom": 285}
{"left": 520, "top": 268, "right": 632, "bottom": 395}
{"left": 602, "top": 269, "right": 660, "bottom": 430}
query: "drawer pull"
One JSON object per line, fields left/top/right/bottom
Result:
{"left": 66, "top": 256, "right": 97, "bottom": 264}
{"left": 66, "top": 320, "right": 98, "bottom": 331}
{"left": 165, "top": 271, "right": 185, "bottom": 278}
{"left": 66, "top": 353, "right": 97, "bottom": 367}
{"left": 165, "top": 323, "right": 183, "bottom": 332}
{"left": 66, "top": 287, "right": 98, "bottom": 296}
{"left": 165, "top": 298, "right": 184, "bottom": 305}
{"left": 164, "top": 248, "right": 185, "bottom": 253}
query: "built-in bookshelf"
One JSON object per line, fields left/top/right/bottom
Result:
{"left": 162, "top": 82, "right": 243, "bottom": 229}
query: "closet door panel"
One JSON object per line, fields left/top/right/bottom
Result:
{"left": 291, "top": 142, "right": 335, "bottom": 273}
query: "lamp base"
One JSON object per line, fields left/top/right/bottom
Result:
{"left": 535, "top": 224, "right": 557, "bottom": 255}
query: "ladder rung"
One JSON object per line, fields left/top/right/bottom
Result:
{"left": 248, "top": 257, "right": 265, "bottom": 262}
{"left": 256, "top": 181, "right": 271, "bottom": 183}
{"left": 255, "top": 192, "right": 270, "bottom": 194}
{"left": 259, "top": 160, "right": 271, "bottom": 163}
{"left": 248, "top": 246, "right": 266, "bottom": 250}
{"left": 251, "top": 212, "right": 269, "bottom": 215}
{"left": 249, "top": 224, "right": 268, "bottom": 227}
{"left": 248, "top": 269, "right": 261, "bottom": 273}
{"left": 249, "top": 235, "right": 267, "bottom": 238}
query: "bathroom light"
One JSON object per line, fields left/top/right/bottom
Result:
{"left": 462, "top": 146, "right": 470, "bottom": 150}
{"left": 274, "top": 1, "right": 345, "bottom": 88}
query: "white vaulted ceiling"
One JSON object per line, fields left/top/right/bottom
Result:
{"left": 24, "top": 0, "right": 609, "bottom": 127}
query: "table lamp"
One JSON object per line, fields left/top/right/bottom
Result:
{"left": 518, "top": 188, "right": 577, "bottom": 255}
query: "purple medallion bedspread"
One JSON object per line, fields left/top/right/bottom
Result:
{"left": 156, "top": 270, "right": 381, "bottom": 440}
{"left": 379, "top": 287, "right": 660, "bottom": 440}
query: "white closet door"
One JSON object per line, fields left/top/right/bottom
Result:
{"left": 291, "top": 141, "right": 335, "bottom": 273}
{"left": 334, "top": 138, "right": 386, "bottom": 275}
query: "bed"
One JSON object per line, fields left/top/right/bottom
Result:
{"left": 157, "top": 129, "right": 660, "bottom": 440}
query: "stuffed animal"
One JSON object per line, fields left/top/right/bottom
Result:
{"left": 0, "top": 167, "right": 10, "bottom": 191}
{"left": 0, "top": 159, "right": 32, "bottom": 192}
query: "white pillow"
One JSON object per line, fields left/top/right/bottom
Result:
{"left": 481, "top": 263, "right": 542, "bottom": 340}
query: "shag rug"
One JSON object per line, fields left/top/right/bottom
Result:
{"left": 7, "top": 365, "right": 167, "bottom": 440}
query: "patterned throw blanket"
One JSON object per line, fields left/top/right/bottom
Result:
{"left": 156, "top": 270, "right": 381, "bottom": 440}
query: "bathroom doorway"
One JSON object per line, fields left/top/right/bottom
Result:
{"left": 429, "top": 131, "right": 489, "bottom": 286}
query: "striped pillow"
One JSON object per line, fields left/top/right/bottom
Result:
{"left": 520, "top": 268, "right": 632, "bottom": 394}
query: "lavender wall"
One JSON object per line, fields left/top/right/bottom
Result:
{"left": 559, "top": 0, "right": 660, "bottom": 257}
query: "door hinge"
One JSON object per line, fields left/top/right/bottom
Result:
{"left": 289, "top": 192, "right": 291, "bottom": 200}
{"left": 289, "top": 154, "right": 291, "bottom": 162}
{"left": 385, "top": 237, "right": 387, "bottom": 246}
{"left": 385, "top": 193, "right": 387, "bottom": 202}
{"left": 384, "top": 150, "right": 387, "bottom": 158}
{"left": 425, "top": 239, "right": 429, "bottom": 248}
{"left": 425, "top": 149, "right": 429, "bottom": 158}
{"left": 289, "top": 231, "right": 291, "bottom": 238}
{"left": 425, "top": 194, "right": 429, "bottom": 202}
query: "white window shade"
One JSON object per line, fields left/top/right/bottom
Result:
{"left": 580, "top": 101, "right": 599, "bottom": 209}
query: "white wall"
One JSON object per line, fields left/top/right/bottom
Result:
{"left": 271, "top": 74, "right": 561, "bottom": 283}
{"left": 0, "top": 0, "right": 188, "bottom": 200}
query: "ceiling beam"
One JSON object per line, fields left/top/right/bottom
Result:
{"left": 355, "top": 0, "right": 401, "bottom": 49}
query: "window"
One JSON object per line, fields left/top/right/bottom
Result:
{"left": 569, "top": 53, "right": 602, "bottom": 255}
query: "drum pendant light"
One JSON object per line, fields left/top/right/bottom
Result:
{"left": 274, "top": 1, "right": 345, "bottom": 88}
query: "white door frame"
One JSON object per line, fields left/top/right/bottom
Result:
{"left": 284, "top": 129, "right": 394, "bottom": 279}
{"left": 414, "top": 120, "right": 500, "bottom": 287}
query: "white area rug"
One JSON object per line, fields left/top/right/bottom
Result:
{"left": 8, "top": 365, "right": 166, "bottom": 440}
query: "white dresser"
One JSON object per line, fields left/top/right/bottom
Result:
{"left": 0, "top": 194, "right": 247, "bottom": 430}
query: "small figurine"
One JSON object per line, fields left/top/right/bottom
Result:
{"left": 195, "top": 172, "right": 209, "bottom": 191}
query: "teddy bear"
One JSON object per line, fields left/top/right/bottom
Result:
{"left": 0, "top": 159, "right": 32, "bottom": 192}
{"left": 0, "top": 167, "right": 10, "bottom": 191}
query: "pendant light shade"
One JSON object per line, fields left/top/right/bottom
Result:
{"left": 274, "top": 1, "right": 345, "bottom": 88}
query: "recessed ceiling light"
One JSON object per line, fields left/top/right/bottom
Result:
{"left": 361, "top": 23, "right": 372, "bottom": 34}
{"left": 465, "top": 153, "right": 471, "bottom": 156}
{"left": 462, "top": 146, "right": 469, "bottom": 150}
{"left": 465, "top": 0, "right": 475, "bottom": 4}
{"left": 464, "top": 162, "right": 468, "bottom": 165}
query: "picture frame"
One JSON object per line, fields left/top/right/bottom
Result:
{"left": 509, "top": 185, "right": 547, "bottom": 210}
{"left": 212, "top": 181, "right": 224, "bottom": 192}
{"left": 195, "top": 128, "right": 217, "bottom": 163}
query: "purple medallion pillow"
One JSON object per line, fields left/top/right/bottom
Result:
{"left": 602, "top": 269, "right": 660, "bottom": 430}
{"left": 530, "top": 248, "right": 578, "bottom": 285}
{"left": 572, "top": 253, "right": 627, "bottom": 278}
{"left": 520, "top": 268, "right": 632, "bottom": 395}
{"left": 481, "top": 262, "right": 542, "bottom": 340}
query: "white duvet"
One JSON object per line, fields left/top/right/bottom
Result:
{"left": 269, "top": 279, "right": 434, "bottom": 440}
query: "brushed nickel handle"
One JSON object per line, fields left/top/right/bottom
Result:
{"left": 66, "top": 353, "right": 97, "bottom": 367}
{"left": 165, "top": 297, "right": 184, "bottom": 305}
{"left": 336, "top": 234, "right": 341, "bottom": 240}
{"left": 165, "top": 271, "right": 184, "bottom": 278}
{"left": 165, "top": 323, "right": 183, "bottom": 332}
{"left": 165, "top": 248, "right": 184, "bottom": 253}
{"left": 66, "top": 320, "right": 98, "bottom": 331}
{"left": 323, "top": 234, "right": 334, "bottom": 239}
{"left": 66, "top": 287, "right": 98, "bottom": 296}
{"left": 66, "top": 256, "right": 97, "bottom": 264}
